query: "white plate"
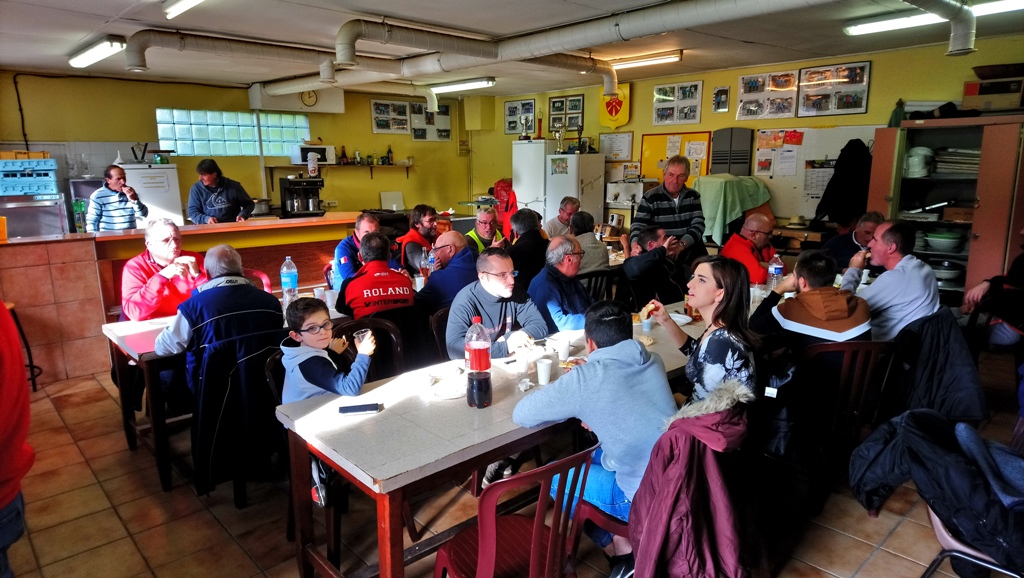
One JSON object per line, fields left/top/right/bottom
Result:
{"left": 669, "top": 313, "right": 692, "bottom": 325}
{"left": 431, "top": 381, "right": 465, "bottom": 400}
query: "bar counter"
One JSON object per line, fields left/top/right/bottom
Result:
{"left": 0, "top": 212, "right": 359, "bottom": 386}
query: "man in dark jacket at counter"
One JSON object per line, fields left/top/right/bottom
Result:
{"left": 446, "top": 248, "right": 547, "bottom": 359}
{"left": 528, "top": 236, "right": 593, "bottom": 333}
{"left": 414, "top": 231, "right": 477, "bottom": 313}
{"left": 187, "top": 159, "right": 255, "bottom": 224}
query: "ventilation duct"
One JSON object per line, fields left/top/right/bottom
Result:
{"left": 335, "top": 20, "right": 498, "bottom": 67}
{"left": 125, "top": 30, "right": 338, "bottom": 83}
{"left": 900, "top": 0, "right": 976, "bottom": 55}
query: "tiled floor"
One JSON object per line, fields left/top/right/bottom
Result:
{"left": 7, "top": 351, "right": 1020, "bottom": 578}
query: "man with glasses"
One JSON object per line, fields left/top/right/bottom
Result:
{"left": 122, "top": 218, "right": 209, "bottom": 321}
{"left": 719, "top": 213, "right": 782, "bottom": 285}
{"left": 446, "top": 248, "right": 547, "bottom": 360}
{"left": 337, "top": 232, "right": 414, "bottom": 319}
{"left": 528, "top": 236, "right": 594, "bottom": 333}
{"left": 396, "top": 204, "right": 438, "bottom": 275}
{"left": 415, "top": 231, "right": 477, "bottom": 312}
{"left": 465, "top": 206, "right": 506, "bottom": 257}
{"left": 543, "top": 196, "right": 580, "bottom": 238}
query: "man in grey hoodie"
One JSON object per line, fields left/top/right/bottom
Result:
{"left": 512, "top": 300, "right": 677, "bottom": 578}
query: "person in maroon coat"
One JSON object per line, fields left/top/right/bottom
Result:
{"left": 628, "top": 379, "right": 754, "bottom": 578}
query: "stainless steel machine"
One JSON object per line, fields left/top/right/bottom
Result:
{"left": 279, "top": 177, "right": 325, "bottom": 218}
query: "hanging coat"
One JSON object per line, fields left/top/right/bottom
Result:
{"left": 814, "top": 139, "right": 872, "bottom": 228}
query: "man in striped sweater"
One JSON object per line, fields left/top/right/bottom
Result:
{"left": 627, "top": 155, "right": 707, "bottom": 274}
{"left": 86, "top": 165, "right": 149, "bottom": 232}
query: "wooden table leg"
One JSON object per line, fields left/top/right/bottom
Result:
{"left": 289, "top": 431, "right": 317, "bottom": 578}
{"left": 142, "top": 357, "right": 172, "bottom": 491}
{"left": 377, "top": 488, "right": 405, "bottom": 578}
{"left": 110, "top": 345, "right": 137, "bottom": 451}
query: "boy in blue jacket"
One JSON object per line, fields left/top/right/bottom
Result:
{"left": 281, "top": 298, "right": 375, "bottom": 404}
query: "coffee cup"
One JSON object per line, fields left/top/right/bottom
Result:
{"left": 552, "top": 338, "right": 571, "bottom": 361}
{"left": 314, "top": 287, "right": 326, "bottom": 301}
{"left": 641, "top": 318, "right": 653, "bottom": 332}
{"left": 324, "top": 290, "right": 339, "bottom": 310}
{"left": 536, "top": 359, "right": 553, "bottom": 385}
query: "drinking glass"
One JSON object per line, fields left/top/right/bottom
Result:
{"left": 353, "top": 329, "right": 371, "bottom": 345}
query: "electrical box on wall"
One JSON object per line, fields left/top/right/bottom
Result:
{"left": 248, "top": 83, "right": 346, "bottom": 114}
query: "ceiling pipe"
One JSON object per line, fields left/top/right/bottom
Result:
{"left": 125, "top": 30, "right": 338, "bottom": 83}
{"left": 335, "top": 20, "right": 498, "bottom": 66}
{"left": 525, "top": 54, "right": 618, "bottom": 97}
{"left": 262, "top": 55, "right": 404, "bottom": 95}
{"left": 899, "top": 0, "right": 976, "bottom": 55}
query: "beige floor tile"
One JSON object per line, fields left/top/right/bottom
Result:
{"left": 415, "top": 484, "right": 479, "bottom": 535}
{"left": 30, "top": 397, "right": 57, "bottom": 417}
{"left": 25, "top": 444, "right": 84, "bottom": 478}
{"left": 101, "top": 465, "right": 183, "bottom": 506}
{"left": 210, "top": 485, "right": 289, "bottom": 536}
{"left": 904, "top": 499, "right": 932, "bottom": 527}
{"left": 117, "top": 486, "right": 206, "bottom": 534}
{"left": 264, "top": 560, "right": 302, "bottom": 578}
{"left": 50, "top": 387, "right": 115, "bottom": 412}
{"left": 25, "top": 483, "right": 110, "bottom": 532}
{"left": 403, "top": 554, "right": 442, "bottom": 578}
{"left": 66, "top": 414, "right": 129, "bottom": 442}
{"left": 55, "top": 398, "right": 121, "bottom": 425}
{"left": 28, "top": 412, "right": 65, "bottom": 434}
{"left": 777, "top": 558, "right": 841, "bottom": 577}
{"left": 43, "top": 376, "right": 104, "bottom": 398}
{"left": 88, "top": 448, "right": 153, "bottom": 481}
{"left": 792, "top": 522, "right": 876, "bottom": 578}
{"left": 22, "top": 461, "right": 97, "bottom": 503}
{"left": 30, "top": 389, "right": 49, "bottom": 402}
{"left": 880, "top": 519, "right": 943, "bottom": 565}
{"left": 854, "top": 550, "right": 927, "bottom": 578}
{"left": 343, "top": 517, "right": 434, "bottom": 568}
{"left": 39, "top": 536, "right": 148, "bottom": 578}
{"left": 880, "top": 485, "right": 919, "bottom": 517}
{"left": 813, "top": 493, "right": 901, "bottom": 545}
{"left": 152, "top": 538, "right": 259, "bottom": 578}
{"left": 25, "top": 426, "right": 75, "bottom": 453}
{"left": 31, "top": 509, "right": 127, "bottom": 567}
{"left": 77, "top": 430, "right": 130, "bottom": 460}
{"left": 94, "top": 371, "right": 115, "bottom": 386}
{"left": 7, "top": 533, "right": 36, "bottom": 574}
{"left": 17, "top": 572, "right": 42, "bottom": 578}
{"left": 234, "top": 515, "right": 295, "bottom": 571}
{"left": 134, "top": 510, "right": 233, "bottom": 567}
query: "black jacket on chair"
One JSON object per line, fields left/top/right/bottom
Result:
{"left": 193, "top": 328, "right": 289, "bottom": 497}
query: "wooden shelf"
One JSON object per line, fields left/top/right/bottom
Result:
{"left": 263, "top": 164, "right": 411, "bottom": 190}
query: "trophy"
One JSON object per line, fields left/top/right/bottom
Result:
{"left": 552, "top": 122, "right": 566, "bottom": 154}
{"left": 518, "top": 115, "right": 532, "bottom": 141}
{"left": 576, "top": 122, "right": 584, "bottom": 152}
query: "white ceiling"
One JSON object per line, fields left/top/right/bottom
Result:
{"left": 1, "top": 0, "right": 1021, "bottom": 97}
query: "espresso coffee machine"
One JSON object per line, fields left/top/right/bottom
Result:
{"left": 280, "top": 177, "right": 325, "bottom": 218}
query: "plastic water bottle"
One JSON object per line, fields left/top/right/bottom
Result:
{"left": 427, "top": 249, "right": 437, "bottom": 271}
{"left": 767, "top": 254, "right": 785, "bottom": 292}
{"left": 280, "top": 256, "right": 299, "bottom": 310}
{"left": 464, "top": 316, "right": 491, "bottom": 372}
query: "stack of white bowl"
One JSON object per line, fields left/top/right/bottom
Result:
{"left": 924, "top": 230, "right": 964, "bottom": 252}
{"left": 905, "top": 147, "right": 934, "bottom": 178}
{"left": 914, "top": 231, "right": 928, "bottom": 252}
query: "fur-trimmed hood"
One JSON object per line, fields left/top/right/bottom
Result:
{"left": 662, "top": 379, "right": 754, "bottom": 453}
{"left": 668, "top": 379, "right": 755, "bottom": 424}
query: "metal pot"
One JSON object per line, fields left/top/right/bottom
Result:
{"left": 252, "top": 198, "right": 270, "bottom": 215}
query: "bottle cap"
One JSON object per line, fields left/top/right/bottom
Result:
{"left": 473, "top": 316, "right": 482, "bottom": 323}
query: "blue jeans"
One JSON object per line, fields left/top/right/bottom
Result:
{"left": 551, "top": 449, "right": 631, "bottom": 548}
{"left": 0, "top": 493, "right": 26, "bottom": 578}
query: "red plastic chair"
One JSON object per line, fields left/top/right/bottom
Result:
{"left": 323, "top": 262, "right": 334, "bottom": 289}
{"left": 243, "top": 268, "right": 273, "bottom": 293}
{"left": 921, "top": 506, "right": 1023, "bottom": 577}
{"left": 568, "top": 500, "right": 629, "bottom": 569}
{"left": 433, "top": 444, "right": 598, "bottom": 578}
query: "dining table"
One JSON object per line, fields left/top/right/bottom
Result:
{"left": 277, "top": 303, "right": 703, "bottom": 578}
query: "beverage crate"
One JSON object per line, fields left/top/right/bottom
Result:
{"left": 0, "top": 158, "right": 59, "bottom": 197}
{"left": 0, "top": 150, "right": 50, "bottom": 159}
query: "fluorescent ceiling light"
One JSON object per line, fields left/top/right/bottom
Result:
{"left": 164, "top": 0, "right": 206, "bottom": 19}
{"left": 429, "top": 77, "right": 496, "bottom": 94}
{"left": 610, "top": 50, "right": 682, "bottom": 70}
{"left": 68, "top": 35, "right": 127, "bottom": 68}
{"left": 843, "top": 0, "right": 1024, "bottom": 35}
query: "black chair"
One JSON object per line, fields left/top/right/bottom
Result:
{"left": 576, "top": 269, "right": 615, "bottom": 301}
{"left": 429, "top": 307, "right": 451, "bottom": 361}
{"left": 333, "top": 317, "right": 404, "bottom": 382}
{"left": 369, "top": 305, "right": 435, "bottom": 371}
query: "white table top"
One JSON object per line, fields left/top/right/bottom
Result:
{"left": 276, "top": 307, "right": 703, "bottom": 495}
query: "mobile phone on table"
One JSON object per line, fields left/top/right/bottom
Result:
{"left": 339, "top": 403, "right": 383, "bottom": 415}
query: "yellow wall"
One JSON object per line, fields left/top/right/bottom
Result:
{"left": 1, "top": 33, "right": 1021, "bottom": 215}
{"left": 0, "top": 73, "right": 468, "bottom": 212}
{"left": 468, "top": 34, "right": 1024, "bottom": 194}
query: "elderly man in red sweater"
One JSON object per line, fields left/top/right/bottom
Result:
{"left": 121, "top": 218, "right": 209, "bottom": 321}
{"left": 719, "top": 213, "right": 780, "bottom": 285}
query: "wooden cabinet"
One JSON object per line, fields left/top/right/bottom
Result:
{"left": 867, "top": 116, "right": 1024, "bottom": 294}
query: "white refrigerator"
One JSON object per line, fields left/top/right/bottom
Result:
{"left": 544, "top": 154, "right": 605, "bottom": 223}
{"left": 120, "top": 164, "right": 185, "bottom": 226}
{"left": 511, "top": 140, "right": 556, "bottom": 217}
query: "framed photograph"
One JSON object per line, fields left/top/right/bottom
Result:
{"left": 712, "top": 86, "right": 729, "bottom": 113}
{"left": 504, "top": 98, "right": 534, "bottom": 135}
{"left": 566, "top": 95, "right": 584, "bottom": 113}
{"left": 652, "top": 80, "right": 702, "bottom": 125}
{"left": 371, "top": 98, "right": 410, "bottom": 134}
{"left": 409, "top": 99, "right": 452, "bottom": 141}
{"left": 735, "top": 69, "right": 797, "bottom": 120}
{"left": 798, "top": 61, "right": 870, "bottom": 117}
{"left": 549, "top": 97, "right": 566, "bottom": 114}
{"left": 566, "top": 113, "right": 582, "bottom": 130}
{"left": 549, "top": 114, "right": 566, "bottom": 133}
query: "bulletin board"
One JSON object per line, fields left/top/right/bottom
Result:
{"left": 753, "top": 125, "right": 882, "bottom": 219}
{"left": 639, "top": 131, "right": 711, "bottom": 188}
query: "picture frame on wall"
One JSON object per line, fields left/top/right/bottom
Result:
{"left": 566, "top": 114, "right": 582, "bottom": 130}
{"left": 652, "top": 81, "right": 703, "bottom": 126}
{"left": 549, "top": 114, "right": 566, "bottom": 133}
{"left": 566, "top": 95, "right": 584, "bottom": 113}
{"left": 504, "top": 98, "right": 535, "bottom": 135}
{"left": 797, "top": 61, "right": 870, "bottom": 117}
{"left": 549, "top": 97, "right": 566, "bottom": 114}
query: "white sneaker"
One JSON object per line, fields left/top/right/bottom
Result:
{"left": 481, "top": 458, "right": 513, "bottom": 488}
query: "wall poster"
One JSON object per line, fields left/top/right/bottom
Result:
{"left": 410, "top": 103, "right": 452, "bottom": 141}
{"left": 736, "top": 70, "right": 797, "bottom": 121}
{"left": 653, "top": 81, "right": 702, "bottom": 126}
{"left": 549, "top": 94, "right": 584, "bottom": 133}
{"left": 371, "top": 99, "right": 410, "bottom": 134}
{"left": 504, "top": 99, "right": 535, "bottom": 135}
{"left": 797, "top": 61, "right": 871, "bottom": 117}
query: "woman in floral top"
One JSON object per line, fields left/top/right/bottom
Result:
{"left": 649, "top": 255, "right": 758, "bottom": 402}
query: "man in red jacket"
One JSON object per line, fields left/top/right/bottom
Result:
{"left": 395, "top": 204, "right": 438, "bottom": 275}
{"left": 121, "top": 218, "right": 208, "bottom": 320}
{"left": 0, "top": 305, "right": 33, "bottom": 578}
{"left": 719, "top": 213, "right": 780, "bottom": 285}
{"left": 338, "top": 231, "right": 414, "bottom": 318}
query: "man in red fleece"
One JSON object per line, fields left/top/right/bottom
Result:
{"left": 338, "top": 231, "right": 414, "bottom": 318}
{"left": 395, "top": 204, "right": 438, "bottom": 275}
{"left": 0, "top": 305, "right": 33, "bottom": 578}
{"left": 719, "top": 213, "right": 780, "bottom": 285}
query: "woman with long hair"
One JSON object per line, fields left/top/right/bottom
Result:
{"left": 649, "top": 255, "right": 758, "bottom": 402}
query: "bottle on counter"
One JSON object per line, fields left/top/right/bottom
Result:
{"left": 340, "top": 146, "right": 348, "bottom": 165}
{"left": 281, "top": 256, "right": 299, "bottom": 311}
{"left": 386, "top": 145, "right": 394, "bottom": 166}
{"left": 419, "top": 247, "right": 431, "bottom": 281}
{"left": 767, "top": 254, "right": 785, "bottom": 292}
{"left": 354, "top": 150, "right": 361, "bottom": 165}
{"left": 73, "top": 199, "right": 87, "bottom": 233}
